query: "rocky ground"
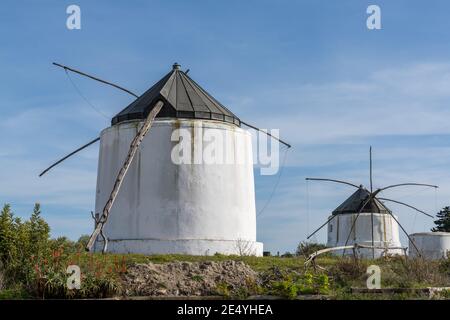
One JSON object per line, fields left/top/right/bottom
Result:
{"left": 122, "top": 260, "right": 258, "bottom": 296}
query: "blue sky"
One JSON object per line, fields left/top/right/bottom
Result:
{"left": 1, "top": 0, "right": 450, "bottom": 253}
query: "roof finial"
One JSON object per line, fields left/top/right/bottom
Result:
{"left": 172, "top": 62, "right": 181, "bottom": 70}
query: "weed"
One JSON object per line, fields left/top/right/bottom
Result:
{"left": 191, "top": 275, "right": 203, "bottom": 282}
{"left": 215, "top": 281, "right": 231, "bottom": 298}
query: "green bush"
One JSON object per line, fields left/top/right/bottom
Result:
{"left": 271, "top": 278, "right": 298, "bottom": 299}
{"left": 0, "top": 203, "right": 124, "bottom": 299}
{"left": 296, "top": 241, "right": 328, "bottom": 257}
{"left": 281, "top": 252, "right": 294, "bottom": 258}
{"left": 269, "top": 271, "right": 330, "bottom": 298}
{"left": 215, "top": 281, "right": 231, "bottom": 297}
{"left": 440, "top": 289, "right": 450, "bottom": 299}
{"left": 0, "top": 287, "right": 30, "bottom": 300}
{"left": 328, "top": 257, "right": 368, "bottom": 288}
{"left": 191, "top": 275, "right": 203, "bottom": 281}
{"left": 438, "top": 254, "right": 450, "bottom": 276}
{"left": 0, "top": 203, "right": 50, "bottom": 288}
{"left": 316, "top": 274, "right": 330, "bottom": 294}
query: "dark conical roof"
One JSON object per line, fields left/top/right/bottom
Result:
{"left": 112, "top": 63, "right": 240, "bottom": 126}
{"left": 332, "top": 186, "right": 391, "bottom": 215}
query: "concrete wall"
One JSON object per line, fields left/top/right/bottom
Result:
{"left": 409, "top": 232, "right": 450, "bottom": 259}
{"left": 327, "top": 212, "right": 403, "bottom": 258}
{"left": 94, "top": 119, "right": 262, "bottom": 256}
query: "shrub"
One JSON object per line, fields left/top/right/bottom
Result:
{"left": 281, "top": 252, "right": 294, "bottom": 258}
{"left": 317, "top": 274, "right": 330, "bottom": 294}
{"left": 0, "top": 203, "right": 124, "bottom": 299}
{"left": 271, "top": 278, "right": 298, "bottom": 299}
{"left": 328, "top": 257, "right": 368, "bottom": 288}
{"left": 296, "top": 241, "right": 328, "bottom": 257}
{"left": 0, "top": 287, "right": 30, "bottom": 300}
{"left": 386, "top": 257, "right": 447, "bottom": 288}
{"left": 191, "top": 275, "right": 203, "bottom": 281}
{"left": 0, "top": 203, "right": 50, "bottom": 288}
{"left": 438, "top": 253, "right": 450, "bottom": 276}
{"left": 233, "top": 278, "right": 265, "bottom": 299}
{"left": 268, "top": 270, "right": 331, "bottom": 298}
{"left": 76, "top": 235, "right": 90, "bottom": 249}
{"left": 215, "top": 281, "right": 231, "bottom": 297}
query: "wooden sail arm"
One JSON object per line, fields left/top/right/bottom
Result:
{"left": 373, "top": 183, "right": 438, "bottom": 197}
{"left": 240, "top": 121, "right": 291, "bottom": 148}
{"left": 305, "top": 179, "right": 362, "bottom": 242}
{"left": 385, "top": 209, "right": 422, "bottom": 257}
{"left": 306, "top": 214, "right": 337, "bottom": 240}
{"left": 86, "top": 100, "right": 164, "bottom": 252}
{"left": 305, "top": 244, "right": 407, "bottom": 266}
{"left": 378, "top": 197, "right": 434, "bottom": 218}
{"left": 305, "top": 178, "right": 360, "bottom": 189}
{"left": 54, "top": 62, "right": 291, "bottom": 150}
{"left": 53, "top": 62, "right": 139, "bottom": 98}
{"left": 342, "top": 196, "right": 373, "bottom": 252}
{"left": 39, "top": 137, "right": 100, "bottom": 177}
{"left": 39, "top": 62, "right": 141, "bottom": 177}
{"left": 305, "top": 245, "right": 355, "bottom": 265}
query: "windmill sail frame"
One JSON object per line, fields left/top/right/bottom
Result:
{"left": 306, "top": 147, "right": 438, "bottom": 258}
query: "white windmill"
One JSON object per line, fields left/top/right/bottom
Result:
{"left": 305, "top": 147, "right": 437, "bottom": 259}
{"left": 40, "top": 62, "right": 291, "bottom": 256}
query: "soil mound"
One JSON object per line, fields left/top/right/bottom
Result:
{"left": 122, "top": 260, "right": 257, "bottom": 296}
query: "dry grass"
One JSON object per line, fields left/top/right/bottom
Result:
{"left": 1, "top": 251, "right": 449, "bottom": 299}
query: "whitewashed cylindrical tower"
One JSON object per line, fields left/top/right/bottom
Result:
{"left": 93, "top": 63, "right": 263, "bottom": 256}
{"left": 409, "top": 232, "right": 450, "bottom": 259}
{"left": 327, "top": 187, "right": 404, "bottom": 258}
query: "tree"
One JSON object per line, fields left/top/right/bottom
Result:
{"left": 0, "top": 203, "right": 51, "bottom": 286}
{"left": 0, "top": 204, "right": 17, "bottom": 264}
{"left": 432, "top": 206, "right": 450, "bottom": 232}
{"left": 26, "top": 203, "right": 50, "bottom": 256}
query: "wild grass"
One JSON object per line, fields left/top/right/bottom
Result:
{"left": 2, "top": 204, "right": 448, "bottom": 299}
{"left": 2, "top": 249, "right": 450, "bottom": 299}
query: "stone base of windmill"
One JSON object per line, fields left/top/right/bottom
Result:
{"left": 326, "top": 212, "right": 405, "bottom": 259}
{"left": 93, "top": 239, "right": 263, "bottom": 256}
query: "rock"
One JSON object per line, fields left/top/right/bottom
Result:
{"left": 182, "top": 262, "right": 191, "bottom": 270}
{"left": 122, "top": 260, "right": 258, "bottom": 297}
{"left": 156, "top": 288, "right": 167, "bottom": 295}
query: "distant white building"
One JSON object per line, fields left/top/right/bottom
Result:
{"left": 409, "top": 232, "right": 450, "bottom": 259}
{"left": 327, "top": 186, "right": 404, "bottom": 258}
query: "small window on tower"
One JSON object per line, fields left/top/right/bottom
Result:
{"left": 329, "top": 224, "right": 333, "bottom": 233}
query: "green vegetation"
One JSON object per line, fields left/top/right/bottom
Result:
{"left": 0, "top": 203, "right": 123, "bottom": 299}
{"left": 432, "top": 206, "right": 450, "bottom": 232}
{"left": 268, "top": 272, "right": 329, "bottom": 299}
{"left": 296, "top": 241, "right": 328, "bottom": 258}
{"left": 190, "top": 274, "right": 204, "bottom": 281}
{"left": 0, "top": 203, "right": 449, "bottom": 300}
{"left": 0, "top": 203, "right": 50, "bottom": 291}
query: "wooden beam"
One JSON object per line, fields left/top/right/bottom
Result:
{"left": 86, "top": 100, "right": 164, "bottom": 252}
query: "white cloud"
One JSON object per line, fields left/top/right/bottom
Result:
{"left": 233, "top": 62, "right": 450, "bottom": 146}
